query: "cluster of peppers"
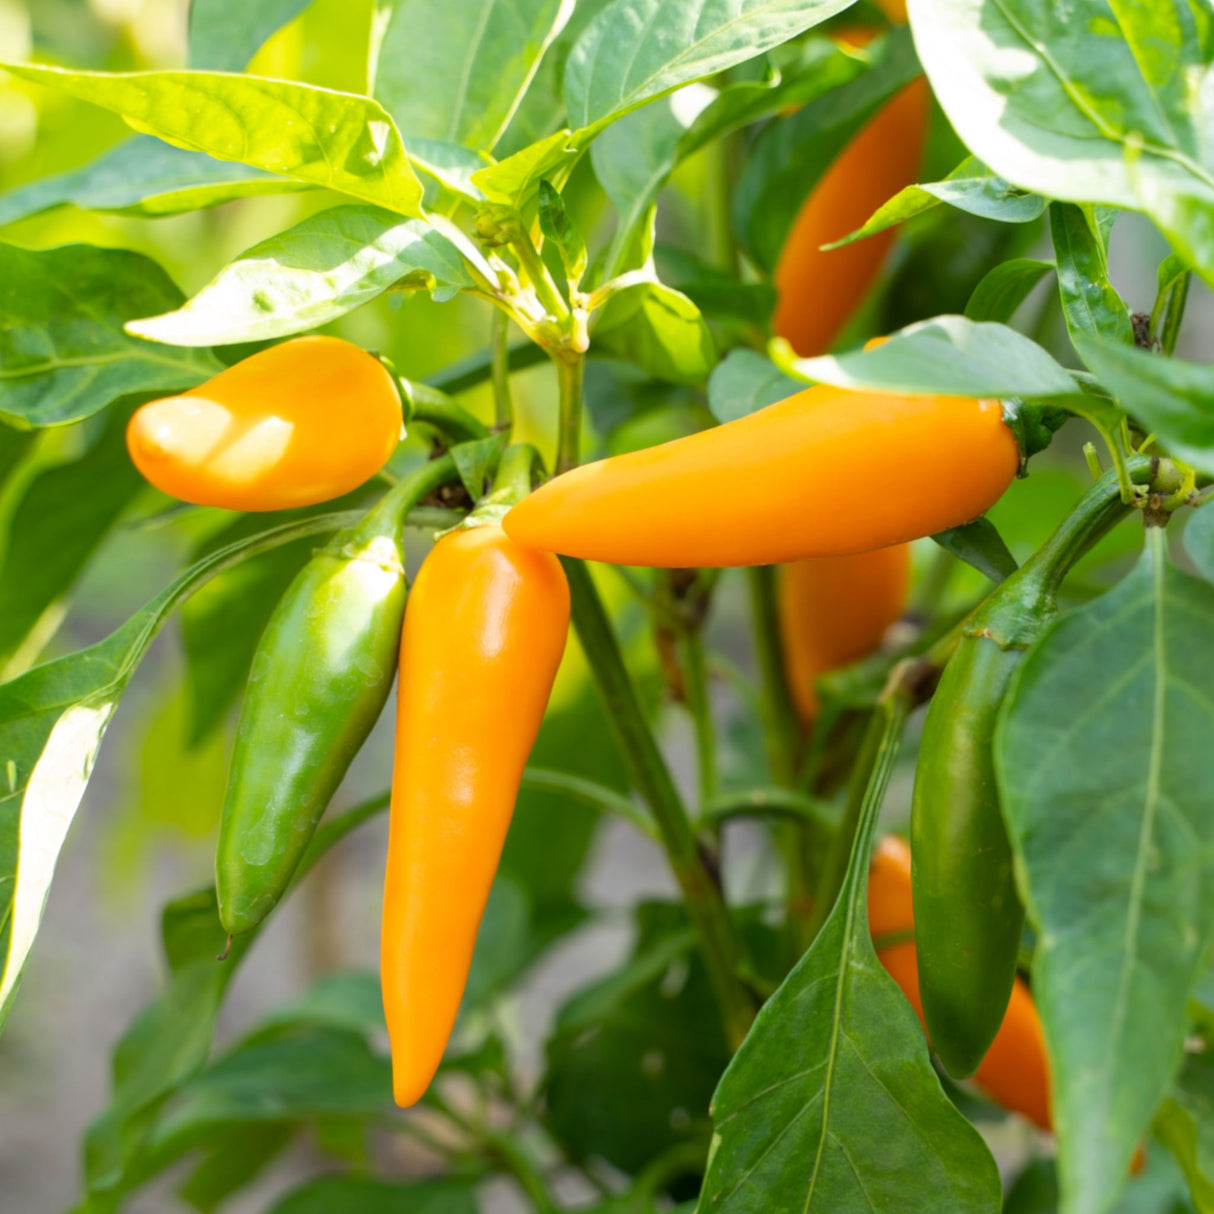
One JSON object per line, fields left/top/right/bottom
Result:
{"left": 121, "top": 22, "right": 1064, "bottom": 1130}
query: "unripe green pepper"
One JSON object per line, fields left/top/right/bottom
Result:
{"left": 911, "top": 457, "right": 1152, "bottom": 1077}
{"left": 216, "top": 454, "right": 455, "bottom": 936}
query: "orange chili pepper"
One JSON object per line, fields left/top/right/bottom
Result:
{"left": 381, "top": 524, "right": 570, "bottom": 1107}
{"left": 869, "top": 835, "right": 1051, "bottom": 1130}
{"left": 503, "top": 385, "right": 1019, "bottom": 569}
{"left": 772, "top": 79, "right": 929, "bottom": 357}
{"left": 126, "top": 336, "right": 401, "bottom": 511}
{"left": 778, "top": 545, "right": 911, "bottom": 723}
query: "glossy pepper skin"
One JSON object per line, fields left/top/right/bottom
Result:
{"left": 778, "top": 545, "right": 911, "bottom": 723}
{"left": 215, "top": 456, "right": 454, "bottom": 936}
{"left": 868, "top": 836, "right": 1051, "bottom": 1130}
{"left": 773, "top": 78, "right": 928, "bottom": 357}
{"left": 911, "top": 634, "right": 1026, "bottom": 1078}
{"left": 382, "top": 524, "right": 570, "bottom": 1107}
{"left": 503, "top": 384, "right": 1019, "bottom": 568}
{"left": 126, "top": 336, "right": 401, "bottom": 511}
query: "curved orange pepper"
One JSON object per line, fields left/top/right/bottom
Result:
{"left": 381, "top": 524, "right": 570, "bottom": 1107}
{"left": 869, "top": 835, "right": 1051, "bottom": 1130}
{"left": 778, "top": 545, "right": 911, "bottom": 723}
{"left": 504, "top": 385, "right": 1018, "bottom": 568}
{"left": 126, "top": 336, "right": 401, "bottom": 511}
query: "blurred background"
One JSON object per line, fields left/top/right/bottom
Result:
{"left": 1, "top": 0, "right": 1211, "bottom": 1210}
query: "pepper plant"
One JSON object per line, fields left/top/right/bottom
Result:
{"left": 2, "top": 0, "right": 1214, "bottom": 1212}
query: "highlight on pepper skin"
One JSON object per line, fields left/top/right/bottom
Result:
{"left": 126, "top": 335, "right": 402, "bottom": 512}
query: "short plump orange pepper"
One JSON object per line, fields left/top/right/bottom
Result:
{"left": 504, "top": 385, "right": 1019, "bottom": 568}
{"left": 869, "top": 835, "right": 1051, "bottom": 1130}
{"left": 126, "top": 335, "right": 401, "bottom": 511}
{"left": 381, "top": 524, "right": 570, "bottom": 1107}
{"left": 779, "top": 545, "right": 911, "bottom": 723}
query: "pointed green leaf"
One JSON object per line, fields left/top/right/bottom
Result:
{"left": 0, "top": 137, "right": 309, "bottom": 227}
{"left": 564, "top": 0, "right": 855, "bottom": 139}
{"left": 1050, "top": 204, "right": 1135, "bottom": 350}
{"left": 372, "top": 0, "right": 573, "bottom": 152}
{"left": 997, "top": 533, "right": 1214, "bottom": 1214}
{"left": 0, "top": 242, "right": 219, "bottom": 427}
{"left": 909, "top": 0, "right": 1214, "bottom": 287}
{"left": 964, "top": 258, "right": 1054, "bottom": 324}
{"left": 4, "top": 64, "right": 425, "bottom": 216}
{"left": 128, "top": 205, "right": 473, "bottom": 347}
{"left": 594, "top": 280, "right": 717, "bottom": 384}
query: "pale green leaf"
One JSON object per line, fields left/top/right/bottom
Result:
{"left": 188, "top": 0, "right": 316, "bottom": 71}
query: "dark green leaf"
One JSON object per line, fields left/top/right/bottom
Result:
{"left": 563, "top": 0, "right": 854, "bottom": 139}
{"left": 733, "top": 27, "right": 922, "bottom": 272}
{"left": 706, "top": 349, "right": 800, "bottom": 423}
{"left": 6, "top": 64, "right": 425, "bottom": 217}
{"left": 912, "top": 0, "right": 1214, "bottom": 287}
{"left": 266, "top": 1177, "right": 480, "bottom": 1214}
{"left": 451, "top": 432, "right": 508, "bottom": 500}
{"left": 0, "top": 137, "right": 309, "bottom": 227}
{"left": 701, "top": 699, "right": 1002, "bottom": 1213}
{"left": 0, "top": 406, "right": 143, "bottom": 673}
{"left": 372, "top": 0, "right": 572, "bottom": 152}
{"left": 1050, "top": 204, "right": 1135, "bottom": 350}
{"left": 594, "top": 281, "right": 717, "bottom": 383}
{"left": 964, "top": 258, "right": 1055, "bottom": 324}
{"left": 998, "top": 534, "right": 1214, "bottom": 1214}
{"left": 176, "top": 1122, "right": 293, "bottom": 1213}
{"left": 538, "top": 179, "right": 588, "bottom": 280}
{"left": 188, "top": 0, "right": 316, "bottom": 70}
{"left": 545, "top": 905, "right": 726, "bottom": 1174}
{"left": 1075, "top": 338, "right": 1214, "bottom": 477}
{"left": 251, "top": 970, "right": 386, "bottom": 1041}
{"left": 932, "top": 517, "right": 1019, "bottom": 584}
{"left": 1183, "top": 507, "right": 1214, "bottom": 586}
{"left": 833, "top": 155, "right": 1047, "bottom": 250}
{"left": 1004, "top": 1159, "right": 1059, "bottom": 1214}
{"left": 656, "top": 246, "right": 777, "bottom": 332}
{"left": 0, "top": 242, "right": 218, "bottom": 426}
{"left": 788, "top": 314, "right": 1079, "bottom": 400}
{"left": 1156, "top": 1046, "right": 1214, "bottom": 1214}
{"left": 128, "top": 205, "right": 473, "bottom": 346}
{"left": 0, "top": 508, "right": 358, "bottom": 1037}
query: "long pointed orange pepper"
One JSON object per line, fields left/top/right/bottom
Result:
{"left": 503, "top": 385, "right": 1020, "bottom": 569}
{"left": 381, "top": 524, "right": 570, "bottom": 1107}
{"left": 778, "top": 545, "right": 911, "bottom": 723}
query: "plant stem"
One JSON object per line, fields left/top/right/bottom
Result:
{"left": 554, "top": 353, "right": 584, "bottom": 474}
{"left": 521, "top": 766, "right": 657, "bottom": 839}
{"left": 1159, "top": 269, "right": 1191, "bottom": 356}
{"left": 491, "top": 310, "right": 514, "bottom": 429}
{"left": 680, "top": 626, "right": 717, "bottom": 807}
{"left": 562, "top": 557, "right": 755, "bottom": 1047}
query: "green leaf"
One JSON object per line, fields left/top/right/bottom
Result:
{"left": 932, "top": 517, "right": 1019, "bottom": 584}
{"left": 1050, "top": 204, "right": 1135, "bottom": 351}
{"left": 658, "top": 246, "right": 777, "bottom": 332}
{"left": 1075, "top": 338, "right": 1214, "bottom": 477}
{"left": 0, "top": 242, "right": 218, "bottom": 426}
{"left": 472, "top": 128, "right": 578, "bottom": 205}
{"left": 0, "top": 508, "right": 358, "bottom": 1039}
{"left": 0, "top": 136, "right": 310, "bottom": 227}
{"left": 785, "top": 314, "right": 1080, "bottom": 401}
{"left": 1156, "top": 1045, "right": 1214, "bottom": 1214}
{"left": 407, "top": 137, "right": 487, "bottom": 199}
{"left": 594, "top": 280, "right": 717, "bottom": 384}
{"left": 451, "top": 432, "right": 508, "bottom": 500}
{"left": 909, "top": 0, "right": 1214, "bottom": 287}
{"left": 176, "top": 1123, "right": 293, "bottom": 1213}
{"left": 701, "top": 699, "right": 1002, "bottom": 1214}
{"left": 733, "top": 27, "right": 922, "bottom": 272}
{"left": 997, "top": 532, "right": 1214, "bottom": 1214}
{"left": 5, "top": 65, "right": 425, "bottom": 217}
{"left": 0, "top": 405, "right": 143, "bottom": 676}
{"left": 1183, "top": 506, "right": 1214, "bottom": 586}
{"left": 964, "top": 258, "right": 1055, "bottom": 324}
{"left": 372, "top": 0, "right": 573, "bottom": 152}
{"left": 538, "top": 178, "right": 588, "bottom": 280}
{"left": 545, "top": 905, "right": 727, "bottom": 1174}
{"left": 188, "top": 0, "right": 316, "bottom": 71}
{"left": 266, "top": 1177, "right": 480, "bottom": 1214}
{"left": 706, "top": 348, "right": 800, "bottom": 423}
{"left": 250, "top": 970, "right": 386, "bottom": 1041}
{"left": 128, "top": 205, "right": 473, "bottom": 347}
{"left": 831, "top": 155, "right": 1047, "bottom": 250}
{"left": 564, "top": 0, "right": 855, "bottom": 139}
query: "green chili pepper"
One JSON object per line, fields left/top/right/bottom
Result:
{"left": 911, "top": 457, "right": 1151, "bottom": 1077}
{"left": 216, "top": 454, "right": 456, "bottom": 936}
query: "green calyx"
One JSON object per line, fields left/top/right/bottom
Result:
{"left": 1001, "top": 398, "right": 1071, "bottom": 467}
